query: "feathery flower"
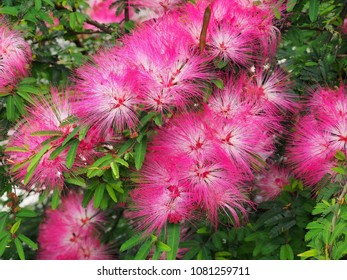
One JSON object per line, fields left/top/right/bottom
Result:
{"left": 38, "top": 192, "right": 111, "bottom": 260}
{"left": 6, "top": 88, "right": 113, "bottom": 190}
{"left": 0, "top": 19, "right": 31, "bottom": 94}
{"left": 130, "top": 153, "right": 194, "bottom": 233}
{"left": 121, "top": 15, "right": 213, "bottom": 112}
{"left": 254, "top": 164, "right": 291, "bottom": 201}
{"left": 243, "top": 67, "right": 296, "bottom": 114}
{"left": 74, "top": 48, "right": 141, "bottom": 133}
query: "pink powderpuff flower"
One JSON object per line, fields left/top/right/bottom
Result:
{"left": 74, "top": 48, "right": 141, "bottom": 133}
{"left": 6, "top": 88, "right": 113, "bottom": 190}
{"left": 254, "top": 164, "right": 291, "bottom": 202}
{"left": 120, "top": 14, "right": 213, "bottom": 112}
{"left": 0, "top": 19, "right": 32, "bottom": 94}
{"left": 130, "top": 153, "right": 194, "bottom": 233}
{"left": 182, "top": 158, "right": 249, "bottom": 226}
{"left": 203, "top": 107, "right": 274, "bottom": 175}
{"left": 150, "top": 113, "right": 216, "bottom": 162}
{"left": 243, "top": 67, "right": 296, "bottom": 114}
{"left": 287, "top": 115, "right": 336, "bottom": 186}
{"left": 38, "top": 192, "right": 112, "bottom": 260}
{"left": 342, "top": 18, "right": 347, "bottom": 34}
{"left": 288, "top": 86, "right": 347, "bottom": 186}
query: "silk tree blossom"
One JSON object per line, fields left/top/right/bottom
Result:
{"left": 6, "top": 89, "right": 114, "bottom": 190}
{"left": 0, "top": 19, "right": 32, "bottom": 94}
{"left": 287, "top": 87, "right": 347, "bottom": 186}
{"left": 130, "top": 154, "right": 194, "bottom": 233}
{"left": 288, "top": 115, "right": 336, "bottom": 186}
{"left": 120, "top": 15, "right": 213, "bottom": 112}
{"left": 38, "top": 192, "right": 112, "bottom": 260}
{"left": 254, "top": 164, "right": 291, "bottom": 202}
{"left": 74, "top": 48, "right": 141, "bottom": 133}
{"left": 243, "top": 68, "right": 296, "bottom": 115}
{"left": 150, "top": 113, "right": 216, "bottom": 162}
{"left": 180, "top": 0, "right": 281, "bottom": 64}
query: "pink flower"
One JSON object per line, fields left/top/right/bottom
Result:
{"left": 120, "top": 15, "right": 213, "bottom": 112}
{"left": 38, "top": 192, "right": 112, "bottom": 260}
{"left": 6, "top": 88, "right": 114, "bottom": 190}
{"left": 243, "top": 67, "right": 296, "bottom": 114}
{"left": 74, "top": 48, "right": 141, "bottom": 133}
{"left": 130, "top": 153, "right": 194, "bottom": 233}
{"left": 288, "top": 116, "right": 336, "bottom": 186}
{"left": 0, "top": 19, "right": 31, "bottom": 94}
{"left": 254, "top": 164, "right": 291, "bottom": 202}
{"left": 180, "top": 0, "right": 280, "bottom": 62}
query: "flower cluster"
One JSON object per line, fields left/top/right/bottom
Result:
{"left": 288, "top": 86, "right": 347, "bottom": 186}
{"left": 38, "top": 192, "right": 112, "bottom": 260}
{"left": 130, "top": 67, "right": 294, "bottom": 232}
{"left": 0, "top": 19, "right": 31, "bottom": 94}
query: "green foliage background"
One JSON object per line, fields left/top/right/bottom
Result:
{"left": 0, "top": 0, "right": 347, "bottom": 260}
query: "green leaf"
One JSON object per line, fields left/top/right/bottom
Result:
{"left": 309, "top": 0, "right": 319, "bottom": 22}
{"left": 10, "top": 220, "right": 21, "bottom": 235}
{"left": 332, "top": 166, "right": 346, "bottom": 175}
{"left": 0, "top": 6, "right": 19, "bottom": 16}
{"left": 66, "top": 140, "right": 79, "bottom": 169}
{"left": 120, "top": 234, "right": 144, "bottom": 252}
{"left": 14, "top": 238, "right": 25, "bottom": 260}
{"left": 286, "top": 0, "right": 297, "bottom": 12}
{"left": 332, "top": 241, "right": 347, "bottom": 259}
{"left": 124, "top": 20, "right": 136, "bottom": 32}
{"left": 42, "top": 0, "right": 55, "bottom": 7}
{"left": 82, "top": 189, "right": 95, "bottom": 208}
{"left": 280, "top": 244, "right": 294, "bottom": 260}
{"left": 51, "top": 187, "right": 60, "bottom": 210}
{"left": 35, "top": 0, "right": 42, "bottom": 10}
{"left": 118, "top": 139, "right": 135, "bottom": 156}
{"left": 65, "top": 177, "right": 86, "bottom": 188}
{"left": 4, "top": 146, "right": 29, "bottom": 153}
{"left": 78, "top": 126, "right": 89, "bottom": 141}
{"left": 49, "top": 144, "right": 68, "bottom": 160}
{"left": 212, "top": 79, "right": 224, "bottom": 89}
{"left": 17, "top": 85, "right": 39, "bottom": 95}
{"left": 0, "top": 213, "right": 8, "bottom": 232}
{"left": 183, "top": 246, "right": 200, "bottom": 260}
{"left": 134, "top": 137, "right": 147, "bottom": 170}
{"left": 298, "top": 249, "right": 319, "bottom": 259}
{"left": 157, "top": 241, "right": 171, "bottom": 252}
{"left": 31, "top": 130, "right": 63, "bottom": 137}
{"left": 113, "top": 158, "right": 129, "bottom": 168}
{"left": 24, "top": 145, "right": 51, "bottom": 185}
{"left": 18, "top": 234, "right": 38, "bottom": 250}
{"left": 110, "top": 162, "right": 119, "bottom": 179}
{"left": 6, "top": 95, "right": 15, "bottom": 121}
{"left": 16, "top": 209, "right": 38, "bottom": 218}
{"left": 94, "top": 184, "right": 105, "bottom": 209}
{"left": 106, "top": 184, "right": 118, "bottom": 203}
{"left": 0, "top": 234, "right": 10, "bottom": 257}
{"left": 335, "top": 151, "right": 346, "bottom": 161}
{"left": 70, "top": 12, "right": 77, "bottom": 29}
{"left": 62, "top": 126, "right": 80, "bottom": 146}
{"left": 166, "top": 223, "right": 181, "bottom": 260}
{"left": 273, "top": 6, "right": 281, "bottom": 19}
{"left": 134, "top": 240, "right": 153, "bottom": 260}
